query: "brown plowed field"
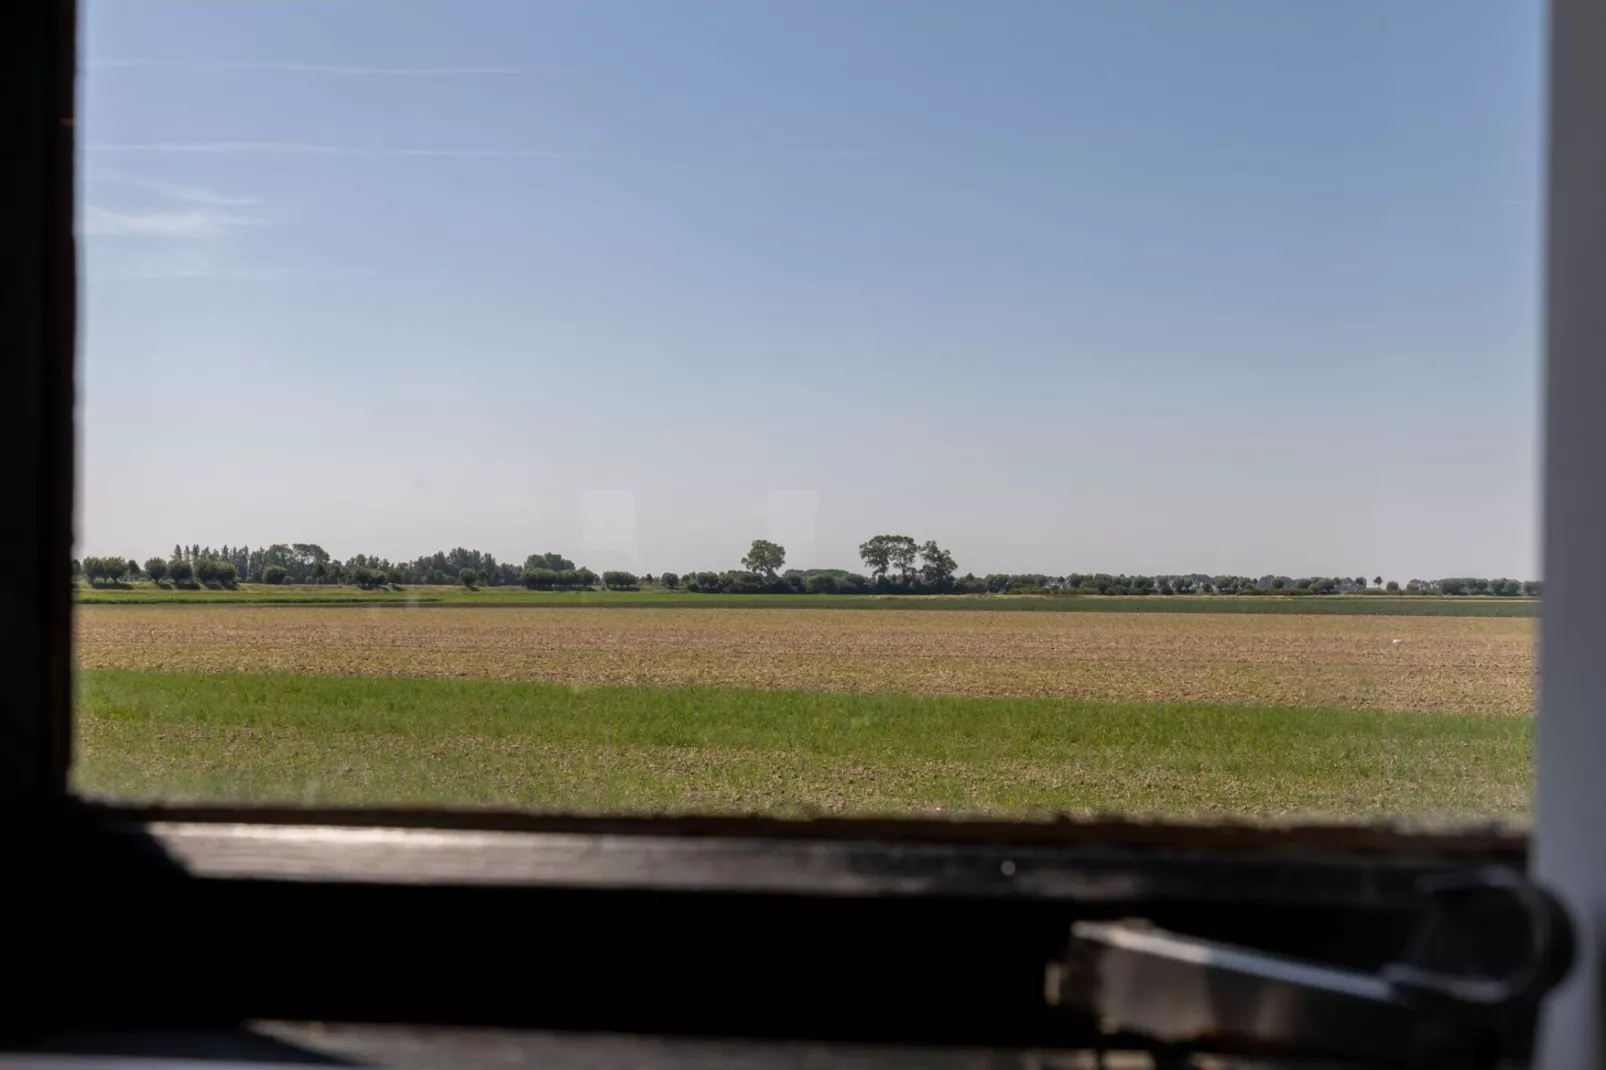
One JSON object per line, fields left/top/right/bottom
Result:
{"left": 75, "top": 605, "right": 1535, "bottom": 716}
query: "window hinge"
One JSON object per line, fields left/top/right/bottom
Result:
{"left": 1048, "top": 867, "right": 1573, "bottom": 1068}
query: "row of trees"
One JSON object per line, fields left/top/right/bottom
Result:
{"left": 656, "top": 554, "right": 1542, "bottom": 598}
{"left": 636, "top": 537, "right": 964, "bottom": 595}
{"left": 857, "top": 535, "right": 957, "bottom": 586}
{"left": 521, "top": 566, "right": 601, "bottom": 589}
{"left": 974, "top": 573, "right": 1540, "bottom": 597}
{"left": 80, "top": 556, "right": 144, "bottom": 585}
{"left": 89, "top": 544, "right": 587, "bottom": 588}
{"left": 78, "top": 554, "right": 237, "bottom": 587}
{"left": 76, "top": 544, "right": 613, "bottom": 592}
{"left": 74, "top": 540, "right": 1541, "bottom": 598}
{"left": 1433, "top": 577, "right": 1536, "bottom": 597}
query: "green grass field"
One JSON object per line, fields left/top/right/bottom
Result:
{"left": 75, "top": 669, "right": 1533, "bottom": 820}
{"left": 73, "top": 582, "right": 1539, "bottom": 617}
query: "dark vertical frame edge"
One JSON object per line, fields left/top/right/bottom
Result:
{"left": 2, "top": 0, "right": 77, "bottom": 1039}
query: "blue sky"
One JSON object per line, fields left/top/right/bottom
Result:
{"left": 78, "top": 0, "right": 1544, "bottom": 579}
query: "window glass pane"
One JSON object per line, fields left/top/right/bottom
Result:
{"left": 74, "top": 0, "right": 1543, "bottom": 822}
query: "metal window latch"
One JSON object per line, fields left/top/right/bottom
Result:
{"left": 1047, "top": 867, "right": 1574, "bottom": 1069}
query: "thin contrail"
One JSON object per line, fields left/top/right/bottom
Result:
{"left": 87, "top": 59, "right": 549, "bottom": 76}
{"left": 87, "top": 141, "right": 923, "bottom": 162}
{"left": 87, "top": 141, "right": 573, "bottom": 159}
{"left": 89, "top": 176, "right": 259, "bottom": 206}
{"left": 80, "top": 204, "right": 260, "bottom": 239}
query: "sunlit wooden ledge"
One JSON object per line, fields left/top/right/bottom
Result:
{"left": 77, "top": 801, "right": 1527, "bottom": 906}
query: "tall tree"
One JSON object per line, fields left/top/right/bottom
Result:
{"left": 918, "top": 541, "right": 957, "bottom": 586}
{"left": 741, "top": 539, "right": 786, "bottom": 578}
{"left": 293, "top": 543, "right": 330, "bottom": 572}
{"left": 887, "top": 536, "right": 919, "bottom": 582}
{"left": 858, "top": 536, "right": 894, "bottom": 580}
{"left": 859, "top": 534, "right": 923, "bottom": 583}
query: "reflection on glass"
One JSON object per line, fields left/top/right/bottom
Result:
{"left": 73, "top": 0, "right": 1542, "bottom": 822}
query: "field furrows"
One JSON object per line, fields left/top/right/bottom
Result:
{"left": 77, "top": 606, "right": 1535, "bottom": 715}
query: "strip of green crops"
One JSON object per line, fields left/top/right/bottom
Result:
{"left": 73, "top": 585, "right": 1538, "bottom": 616}
{"left": 76, "top": 593, "right": 448, "bottom": 605}
{"left": 75, "top": 670, "right": 1532, "bottom": 820}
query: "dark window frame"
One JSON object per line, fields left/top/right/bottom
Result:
{"left": 6, "top": 0, "right": 1594, "bottom": 1056}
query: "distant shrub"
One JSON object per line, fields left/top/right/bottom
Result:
{"left": 660, "top": 571, "right": 680, "bottom": 589}
{"left": 804, "top": 574, "right": 838, "bottom": 594}
{"left": 575, "top": 567, "right": 598, "bottom": 588}
{"left": 721, "top": 570, "right": 764, "bottom": 595}
{"left": 262, "top": 565, "right": 288, "bottom": 585}
{"left": 1385, "top": 580, "right": 1400, "bottom": 592}
{"left": 602, "top": 570, "right": 640, "bottom": 590}
{"left": 168, "top": 559, "right": 194, "bottom": 583}
{"left": 94, "top": 556, "right": 137, "bottom": 585}
{"left": 144, "top": 557, "right": 169, "bottom": 583}
{"left": 525, "top": 552, "right": 576, "bottom": 572}
{"left": 459, "top": 568, "right": 480, "bottom": 589}
{"left": 353, "top": 566, "right": 386, "bottom": 589}
{"left": 522, "top": 568, "right": 557, "bottom": 590}
{"left": 192, "top": 559, "right": 235, "bottom": 587}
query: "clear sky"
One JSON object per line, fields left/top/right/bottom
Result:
{"left": 77, "top": 0, "right": 1544, "bottom": 579}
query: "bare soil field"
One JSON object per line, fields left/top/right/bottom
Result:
{"left": 75, "top": 605, "right": 1535, "bottom": 716}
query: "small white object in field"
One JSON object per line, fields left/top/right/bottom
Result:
{"left": 1392, "top": 638, "right": 1403, "bottom": 645}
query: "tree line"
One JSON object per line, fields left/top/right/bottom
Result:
{"left": 76, "top": 544, "right": 595, "bottom": 590}
{"left": 73, "top": 539, "right": 1541, "bottom": 598}
{"left": 1042, "top": 574, "right": 1540, "bottom": 597}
